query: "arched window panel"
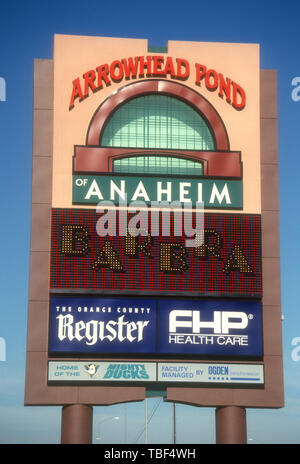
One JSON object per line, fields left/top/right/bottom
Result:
{"left": 74, "top": 81, "right": 242, "bottom": 179}
{"left": 113, "top": 155, "right": 203, "bottom": 176}
{"left": 101, "top": 95, "right": 215, "bottom": 151}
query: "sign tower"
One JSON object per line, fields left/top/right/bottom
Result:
{"left": 25, "top": 35, "right": 283, "bottom": 444}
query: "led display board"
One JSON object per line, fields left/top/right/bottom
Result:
{"left": 50, "top": 209, "right": 262, "bottom": 297}
{"left": 48, "top": 296, "right": 262, "bottom": 357}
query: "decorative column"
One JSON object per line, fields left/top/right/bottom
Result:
{"left": 215, "top": 406, "right": 247, "bottom": 444}
{"left": 61, "top": 404, "right": 93, "bottom": 444}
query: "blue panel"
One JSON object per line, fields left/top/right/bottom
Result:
{"left": 157, "top": 299, "right": 262, "bottom": 357}
{"left": 48, "top": 296, "right": 156, "bottom": 354}
{"left": 49, "top": 297, "right": 262, "bottom": 358}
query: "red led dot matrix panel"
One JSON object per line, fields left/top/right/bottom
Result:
{"left": 50, "top": 209, "right": 262, "bottom": 297}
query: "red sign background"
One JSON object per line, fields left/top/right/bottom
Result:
{"left": 50, "top": 209, "right": 262, "bottom": 297}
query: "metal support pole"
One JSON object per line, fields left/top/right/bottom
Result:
{"left": 173, "top": 403, "right": 176, "bottom": 444}
{"left": 145, "top": 399, "right": 148, "bottom": 444}
{"left": 124, "top": 404, "right": 127, "bottom": 444}
{"left": 61, "top": 404, "right": 93, "bottom": 444}
{"left": 215, "top": 406, "right": 247, "bottom": 444}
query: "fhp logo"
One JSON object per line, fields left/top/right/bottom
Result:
{"left": 169, "top": 310, "right": 250, "bottom": 334}
{"left": 157, "top": 299, "right": 263, "bottom": 357}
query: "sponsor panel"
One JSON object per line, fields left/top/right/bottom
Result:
{"left": 157, "top": 299, "right": 262, "bottom": 357}
{"left": 48, "top": 296, "right": 156, "bottom": 354}
{"left": 49, "top": 296, "right": 262, "bottom": 358}
{"left": 157, "top": 362, "right": 264, "bottom": 385}
{"left": 48, "top": 361, "right": 156, "bottom": 382}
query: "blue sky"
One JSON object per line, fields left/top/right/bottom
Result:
{"left": 0, "top": 0, "right": 300, "bottom": 444}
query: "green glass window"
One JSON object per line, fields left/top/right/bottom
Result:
{"left": 114, "top": 155, "right": 203, "bottom": 176}
{"left": 101, "top": 95, "right": 214, "bottom": 175}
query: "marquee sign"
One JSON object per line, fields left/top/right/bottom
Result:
{"left": 48, "top": 296, "right": 262, "bottom": 357}
{"left": 26, "top": 37, "right": 286, "bottom": 416}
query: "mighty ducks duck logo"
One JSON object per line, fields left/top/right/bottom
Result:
{"left": 84, "top": 363, "right": 99, "bottom": 379}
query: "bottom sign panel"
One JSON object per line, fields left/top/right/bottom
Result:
{"left": 49, "top": 296, "right": 262, "bottom": 358}
{"left": 48, "top": 361, "right": 264, "bottom": 386}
